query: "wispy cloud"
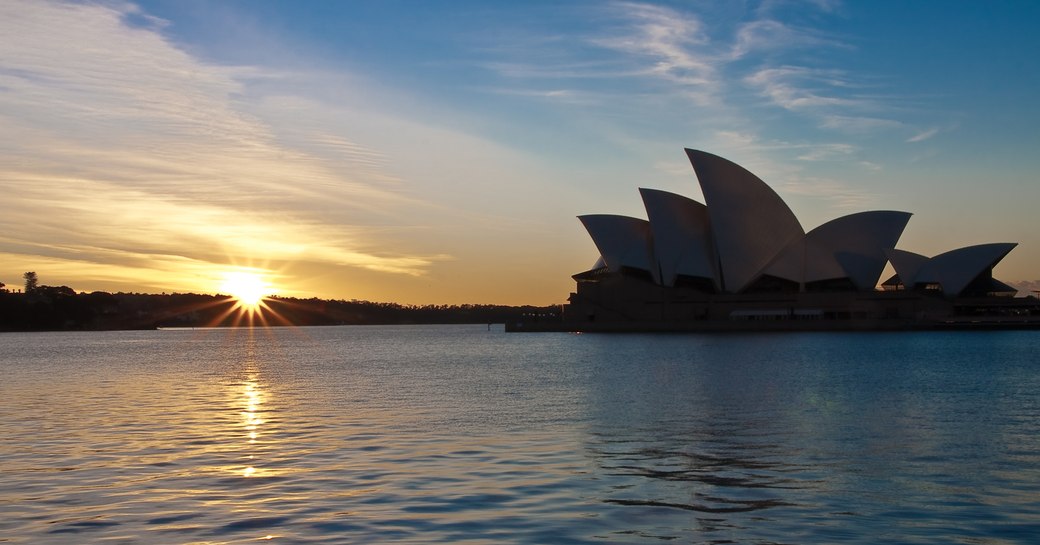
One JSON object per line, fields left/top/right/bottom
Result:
{"left": 697, "top": 132, "right": 882, "bottom": 213}
{"left": 480, "top": 0, "right": 901, "bottom": 177}
{"left": 0, "top": 0, "right": 438, "bottom": 292}
{"left": 744, "top": 66, "right": 871, "bottom": 112}
{"left": 795, "top": 143, "right": 856, "bottom": 161}
{"left": 821, "top": 115, "right": 903, "bottom": 133}
{"left": 592, "top": 2, "right": 720, "bottom": 105}
{"left": 594, "top": 1, "right": 871, "bottom": 133}
{"left": 781, "top": 177, "right": 879, "bottom": 211}
{"left": 906, "top": 127, "right": 939, "bottom": 142}
{"left": 478, "top": 60, "right": 638, "bottom": 80}
{"left": 474, "top": 0, "right": 881, "bottom": 147}
{"left": 756, "top": 0, "right": 843, "bottom": 16}
{"left": 730, "top": 19, "right": 842, "bottom": 59}
{"left": 481, "top": 86, "right": 600, "bottom": 106}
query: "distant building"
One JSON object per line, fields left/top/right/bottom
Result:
{"left": 510, "top": 149, "right": 1037, "bottom": 332}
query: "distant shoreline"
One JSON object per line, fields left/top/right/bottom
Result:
{"left": 0, "top": 289, "right": 558, "bottom": 332}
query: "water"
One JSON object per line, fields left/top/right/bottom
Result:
{"left": 1, "top": 325, "right": 1038, "bottom": 544}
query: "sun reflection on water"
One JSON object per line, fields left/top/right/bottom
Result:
{"left": 241, "top": 376, "right": 264, "bottom": 477}
{"left": 237, "top": 334, "right": 271, "bottom": 479}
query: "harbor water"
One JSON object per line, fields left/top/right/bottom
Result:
{"left": 1, "top": 325, "right": 1038, "bottom": 543}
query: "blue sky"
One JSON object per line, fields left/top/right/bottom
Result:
{"left": 2, "top": 0, "right": 1039, "bottom": 303}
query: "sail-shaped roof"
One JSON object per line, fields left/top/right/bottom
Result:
{"left": 763, "top": 211, "right": 912, "bottom": 290}
{"left": 915, "top": 243, "right": 1017, "bottom": 296}
{"left": 885, "top": 248, "right": 930, "bottom": 288}
{"left": 573, "top": 148, "right": 1019, "bottom": 300}
{"left": 685, "top": 149, "right": 804, "bottom": 292}
{"left": 577, "top": 215, "right": 656, "bottom": 279}
{"left": 639, "top": 188, "right": 719, "bottom": 289}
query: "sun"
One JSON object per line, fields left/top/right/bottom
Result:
{"left": 220, "top": 271, "right": 271, "bottom": 308}
{"left": 205, "top": 269, "right": 291, "bottom": 327}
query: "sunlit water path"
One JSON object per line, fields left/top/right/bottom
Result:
{"left": 1, "top": 325, "right": 1039, "bottom": 543}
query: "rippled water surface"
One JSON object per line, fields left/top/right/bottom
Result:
{"left": 2, "top": 325, "right": 1039, "bottom": 544}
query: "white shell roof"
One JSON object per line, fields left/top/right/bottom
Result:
{"left": 764, "top": 211, "right": 912, "bottom": 289}
{"left": 578, "top": 215, "right": 656, "bottom": 279}
{"left": 575, "top": 149, "right": 1018, "bottom": 297}
{"left": 639, "top": 188, "right": 719, "bottom": 289}
{"left": 910, "top": 243, "right": 1017, "bottom": 296}
{"left": 685, "top": 149, "right": 804, "bottom": 293}
{"left": 885, "top": 248, "right": 930, "bottom": 287}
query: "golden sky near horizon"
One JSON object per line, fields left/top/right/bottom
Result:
{"left": 3, "top": 1, "right": 1040, "bottom": 303}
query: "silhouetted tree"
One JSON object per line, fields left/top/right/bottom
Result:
{"left": 0, "top": 278, "right": 559, "bottom": 331}
{"left": 23, "top": 272, "right": 38, "bottom": 293}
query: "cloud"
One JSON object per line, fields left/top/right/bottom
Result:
{"left": 795, "top": 143, "right": 856, "bottom": 161}
{"left": 479, "top": 60, "right": 638, "bottom": 80}
{"left": 3, "top": 173, "right": 438, "bottom": 275}
{"left": 743, "top": 63, "right": 911, "bottom": 148}
{"left": 821, "top": 115, "right": 903, "bottom": 133}
{"left": 781, "top": 177, "right": 878, "bottom": 211}
{"left": 730, "top": 19, "right": 840, "bottom": 59}
{"left": 744, "top": 66, "right": 869, "bottom": 112}
{"left": 477, "top": 1, "right": 876, "bottom": 149}
{"left": 480, "top": 86, "right": 599, "bottom": 106}
{"left": 713, "top": 130, "right": 761, "bottom": 148}
{"left": 0, "top": 0, "right": 437, "bottom": 292}
{"left": 756, "top": 0, "right": 843, "bottom": 16}
{"left": 694, "top": 132, "right": 885, "bottom": 213}
{"left": 592, "top": 2, "right": 720, "bottom": 105}
{"left": 906, "top": 127, "right": 939, "bottom": 143}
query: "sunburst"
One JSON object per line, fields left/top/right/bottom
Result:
{"left": 220, "top": 271, "right": 270, "bottom": 309}
{"left": 180, "top": 268, "right": 309, "bottom": 328}
{"left": 214, "top": 270, "right": 280, "bottom": 326}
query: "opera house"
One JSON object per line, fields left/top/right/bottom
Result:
{"left": 510, "top": 149, "right": 1039, "bottom": 332}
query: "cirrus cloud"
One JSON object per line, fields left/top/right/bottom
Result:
{"left": 0, "top": 0, "right": 441, "bottom": 294}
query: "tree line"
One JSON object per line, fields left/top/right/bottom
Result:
{"left": 0, "top": 273, "right": 560, "bottom": 331}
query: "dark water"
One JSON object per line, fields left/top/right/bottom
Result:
{"left": 1, "top": 325, "right": 1038, "bottom": 544}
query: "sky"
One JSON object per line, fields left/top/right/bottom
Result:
{"left": 2, "top": 0, "right": 1040, "bottom": 304}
